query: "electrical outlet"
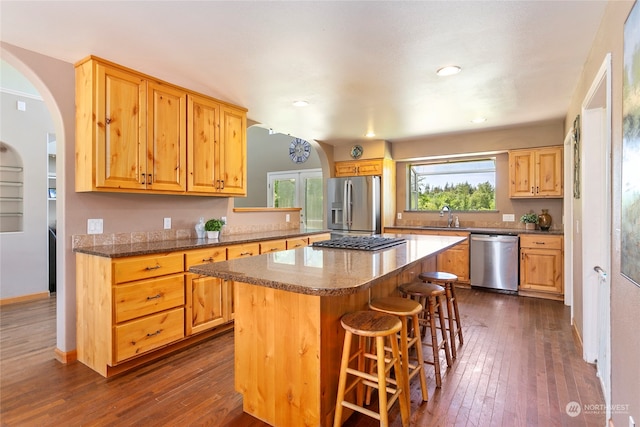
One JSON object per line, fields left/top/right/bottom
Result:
{"left": 397, "top": 212, "right": 402, "bottom": 220}
{"left": 87, "top": 219, "right": 103, "bottom": 234}
{"left": 221, "top": 216, "right": 227, "bottom": 224}
{"left": 163, "top": 217, "right": 171, "bottom": 229}
{"left": 285, "top": 214, "right": 290, "bottom": 223}
{"left": 503, "top": 214, "right": 515, "bottom": 222}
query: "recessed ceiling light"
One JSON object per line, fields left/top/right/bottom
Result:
{"left": 471, "top": 117, "right": 487, "bottom": 123}
{"left": 436, "top": 65, "right": 462, "bottom": 77}
{"left": 293, "top": 100, "right": 309, "bottom": 107}
{"left": 365, "top": 131, "right": 376, "bottom": 138}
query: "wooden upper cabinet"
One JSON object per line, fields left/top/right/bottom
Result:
{"left": 187, "top": 96, "right": 246, "bottom": 195}
{"left": 147, "top": 81, "right": 187, "bottom": 192}
{"left": 509, "top": 146, "right": 562, "bottom": 198}
{"left": 335, "top": 159, "right": 383, "bottom": 177}
{"left": 91, "top": 62, "right": 147, "bottom": 190}
{"left": 218, "top": 105, "right": 247, "bottom": 195}
{"left": 187, "top": 93, "right": 220, "bottom": 193}
{"left": 75, "top": 56, "right": 246, "bottom": 196}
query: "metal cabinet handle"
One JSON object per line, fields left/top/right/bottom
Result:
{"left": 146, "top": 294, "right": 161, "bottom": 300}
{"left": 146, "top": 329, "right": 162, "bottom": 337}
{"left": 145, "top": 264, "right": 161, "bottom": 271}
{"left": 202, "top": 257, "right": 214, "bottom": 262}
{"left": 148, "top": 174, "right": 152, "bottom": 184}
{"left": 240, "top": 251, "right": 253, "bottom": 256}
{"left": 141, "top": 173, "right": 146, "bottom": 184}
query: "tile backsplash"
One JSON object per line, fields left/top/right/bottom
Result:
{"left": 72, "top": 221, "right": 300, "bottom": 249}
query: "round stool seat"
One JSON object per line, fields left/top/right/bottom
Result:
{"left": 369, "top": 296, "right": 422, "bottom": 317}
{"left": 399, "top": 281, "right": 445, "bottom": 297}
{"left": 419, "top": 271, "right": 457, "bottom": 282}
{"left": 341, "top": 310, "right": 402, "bottom": 337}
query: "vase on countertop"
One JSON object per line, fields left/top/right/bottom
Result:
{"left": 195, "top": 217, "right": 205, "bottom": 239}
{"left": 538, "top": 209, "right": 552, "bottom": 231}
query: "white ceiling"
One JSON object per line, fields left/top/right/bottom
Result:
{"left": 0, "top": 1, "right": 608, "bottom": 145}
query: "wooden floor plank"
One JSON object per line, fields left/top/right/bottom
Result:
{"left": 0, "top": 289, "right": 605, "bottom": 426}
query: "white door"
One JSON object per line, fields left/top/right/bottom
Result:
{"left": 580, "top": 54, "right": 611, "bottom": 418}
{"left": 267, "top": 169, "right": 322, "bottom": 229}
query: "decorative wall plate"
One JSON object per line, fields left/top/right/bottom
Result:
{"left": 350, "top": 145, "right": 363, "bottom": 159}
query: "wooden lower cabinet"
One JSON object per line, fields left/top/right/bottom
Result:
{"left": 76, "top": 232, "right": 330, "bottom": 377}
{"left": 387, "top": 228, "right": 470, "bottom": 285}
{"left": 519, "top": 234, "right": 563, "bottom": 300}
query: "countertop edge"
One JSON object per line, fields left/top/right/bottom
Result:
{"left": 73, "top": 229, "right": 331, "bottom": 258}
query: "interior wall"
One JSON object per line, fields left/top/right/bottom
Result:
{"left": 235, "top": 125, "right": 322, "bottom": 207}
{"left": 391, "top": 120, "right": 565, "bottom": 228}
{"left": 563, "top": 1, "right": 639, "bottom": 425}
{"left": 0, "top": 87, "right": 54, "bottom": 299}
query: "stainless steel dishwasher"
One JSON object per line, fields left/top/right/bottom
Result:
{"left": 470, "top": 234, "right": 519, "bottom": 291}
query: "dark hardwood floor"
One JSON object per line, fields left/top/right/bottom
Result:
{"left": 0, "top": 288, "right": 604, "bottom": 426}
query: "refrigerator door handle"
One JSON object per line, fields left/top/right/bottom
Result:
{"left": 346, "top": 179, "right": 353, "bottom": 229}
{"left": 343, "top": 179, "right": 349, "bottom": 229}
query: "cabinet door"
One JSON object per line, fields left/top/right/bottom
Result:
{"left": 509, "top": 150, "right": 534, "bottom": 197}
{"left": 147, "top": 81, "right": 187, "bottom": 191}
{"left": 437, "top": 245, "right": 469, "bottom": 283}
{"left": 355, "top": 160, "right": 383, "bottom": 176}
{"left": 95, "top": 63, "right": 147, "bottom": 190}
{"left": 218, "top": 105, "right": 247, "bottom": 195}
{"left": 227, "top": 243, "right": 260, "bottom": 259}
{"left": 186, "top": 275, "right": 226, "bottom": 335}
{"left": 535, "top": 147, "right": 563, "bottom": 196}
{"left": 335, "top": 162, "right": 357, "bottom": 177}
{"left": 520, "top": 248, "right": 563, "bottom": 293}
{"left": 187, "top": 94, "right": 220, "bottom": 193}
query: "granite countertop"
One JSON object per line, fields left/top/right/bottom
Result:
{"left": 385, "top": 225, "right": 563, "bottom": 236}
{"left": 73, "top": 228, "right": 331, "bottom": 258}
{"left": 189, "top": 234, "right": 465, "bottom": 296}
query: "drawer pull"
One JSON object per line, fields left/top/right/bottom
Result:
{"left": 146, "top": 294, "right": 162, "bottom": 301}
{"left": 240, "top": 251, "right": 253, "bottom": 256}
{"left": 534, "top": 242, "right": 546, "bottom": 245}
{"left": 292, "top": 244, "right": 302, "bottom": 248}
{"left": 146, "top": 329, "right": 162, "bottom": 338}
{"left": 145, "top": 264, "right": 161, "bottom": 271}
{"left": 202, "top": 257, "right": 214, "bottom": 262}
{"left": 269, "top": 248, "right": 279, "bottom": 252}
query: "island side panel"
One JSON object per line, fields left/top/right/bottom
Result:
{"left": 234, "top": 281, "right": 322, "bottom": 426}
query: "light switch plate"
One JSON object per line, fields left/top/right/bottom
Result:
{"left": 285, "top": 214, "right": 290, "bottom": 223}
{"left": 163, "top": 217, "right": 171, "bottom": 229}
{"left": 503, "top": 214, "right": 515, "bottom": 222}
{"left": 397, "top": 213, "right": 402, "bottom": 220}
{"left": 87, "top": 219, "right": 103, "bottom": 234}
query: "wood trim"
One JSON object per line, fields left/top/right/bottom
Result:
{"left": 0, "top": 292, "right": 50, "bottom": 306}
{"left": 54, "top": 348, "right": 77, "bottom": 364}
{"left": 233, "top": 207, "right": 302, "bottom": 212}
{"left": 572, "top": 318, "right": 584, "bottom": 355}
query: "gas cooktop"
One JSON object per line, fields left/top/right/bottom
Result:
{"left": 312, "top": 236, "right": 406, "bottom": 251}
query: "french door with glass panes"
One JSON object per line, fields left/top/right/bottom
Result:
{"left": 267, "top": 169, "right": 322, "bottom": 229}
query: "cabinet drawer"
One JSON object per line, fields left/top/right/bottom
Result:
{"left": 114, "top": 253, "right": 184, "bottom": 283}
{"left": 185, "top": 247, "right": 227, "bottom": 269}
{"left": 520, "top": 234, "right": 562, "bottom": 250}
{"left": 114, "top": 274, "right": 185, "bottom": 323}
{"left": 308, "top": 233, "right": 331, "bottom": 244}
{"left": 114, "top": 307, "right": 184, "bottom": 363}
{"left": 227, "top": 243, "right": 260, "bottom": 259}
{"left": 286, "top": 237, "right": 309, "bottom": 250}
{"left": 260, "top": 239, "right": 287, "bottom": 254}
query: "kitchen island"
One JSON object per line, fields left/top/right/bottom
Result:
{"left": 190, "top": 233, "right": 465, "bottom": 427}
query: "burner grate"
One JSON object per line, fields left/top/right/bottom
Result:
{"left": 312, "top": 236, "right": 406, "bottom": 251}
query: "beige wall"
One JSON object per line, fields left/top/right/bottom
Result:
{"left": 564, "top": 1, "right": 639, "bottom": 425}
{"left": 391, "top": 120, "right": 565, "bottom": 229}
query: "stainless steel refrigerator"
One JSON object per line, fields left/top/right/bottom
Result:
{"left": 326, "top": 176, "right": 381, "bottom": 235}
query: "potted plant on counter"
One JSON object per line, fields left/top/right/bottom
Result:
{"left": 205, "top": 218, "right": 225, "bottom": 239}
{"left": 520, "top": 212, "right": 539, "bottom": 230}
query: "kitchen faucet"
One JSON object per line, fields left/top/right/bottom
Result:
{"left": 440, "top": 205, "right": 453, "bottom": 227}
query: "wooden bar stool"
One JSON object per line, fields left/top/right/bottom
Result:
{"left": 398, "top": 281, "right": 452, "bottom": 388}
{"left": 419, "top": 271, "right": 464, "bottom": 358}
{"left": 334, "top": 311, "right": 410, "bottom": 427}
{"left": 368, "top": 297, "right": 429, "bottom": 407}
